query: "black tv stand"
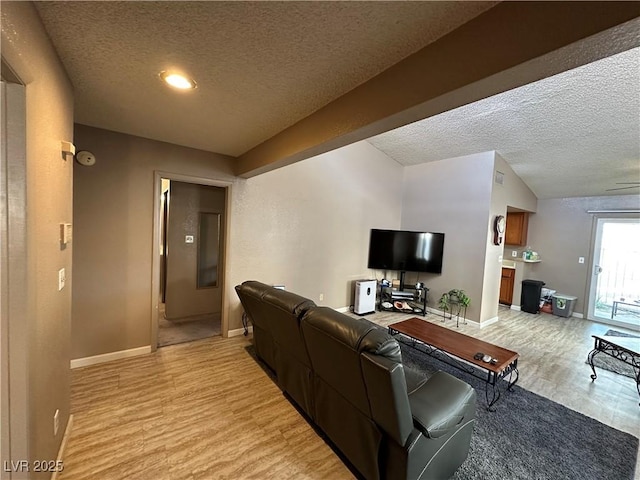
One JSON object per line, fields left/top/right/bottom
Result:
{"left": 378, "top": 281, "right": 428, "bottom": 317}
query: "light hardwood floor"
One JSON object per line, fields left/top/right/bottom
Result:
{"left": 59, "top": 307, "right": 640, "bottom": 479}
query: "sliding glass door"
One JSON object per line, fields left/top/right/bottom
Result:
{"left": 587, "top": 217, "right": 640, "bottom": 329}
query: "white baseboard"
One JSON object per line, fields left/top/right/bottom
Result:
{"left": 478, "top": 316, "right": 499, "bottom": 328}
{"left": 51, "top": 414, "right": 73, "bottom": 480}
{"left": 425, "top": 306, "right": 474, "bottom": 326}
{"left": 334, "top": 306, "right": 350, "bottom": 313}
{"left": 228, "top": 326, "right": 253, "bottom": 337}
{"left": 70, "top": 346, "right": 151, "bottom": 369}
{"left": 511, "top": 303, "right": 583, "bottom": 319}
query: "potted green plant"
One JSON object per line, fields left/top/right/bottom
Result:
{"left": 438, "top": 289, "right": 471, "bottom": 312}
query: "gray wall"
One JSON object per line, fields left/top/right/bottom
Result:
{"left": 1, "top": 2, "right": 74, "bottom": 476}
{"left": 527, "top": 195, "right": 640, "bottom": 315}
{"left": 165, "top": 182, "right": 225, "bottom": 319}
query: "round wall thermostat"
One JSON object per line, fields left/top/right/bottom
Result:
{"left": 75, "top": 150, "right": 96, "bottom": 166}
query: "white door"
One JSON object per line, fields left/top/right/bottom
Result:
{"left": 587, "top": 217, "right": 640, "bottom": 329}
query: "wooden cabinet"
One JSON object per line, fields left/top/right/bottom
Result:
{"left": 499, "top": 268, "right": 515, "bottom": 305}
{"left": 505, "top": 212, "right": 529, "bottom": 246}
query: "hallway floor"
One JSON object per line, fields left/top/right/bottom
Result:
{"left": 157, "top": 303, "right": 221, "bottom": 347}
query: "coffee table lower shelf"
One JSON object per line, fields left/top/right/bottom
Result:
{"left": 587, "top": 335, "right": 640, "bottom": 405}
{"left": 388, "top": 318, "right": 519, "bottom": 410}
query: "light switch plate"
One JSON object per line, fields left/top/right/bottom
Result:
{"left": 60, "top": 223, "right": 72, "bottom": 244}
{"left": 58, "top": 268, "right": 65, "bottom": 291}
{"left": 579, "top": 257, "right": 585, "bottom": 264}
{"left": 185, "top": 235, "right": 194, "bottom": 244}
{"left": 512, "top": 250, "right": 518, "bottom": 257}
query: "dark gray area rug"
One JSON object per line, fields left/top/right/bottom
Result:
{"left": 399, "top": 343, "right": 638, "bottom": 480}
{"left": 585, "top": 329, "right": 639, "bottom": 379}
{"left": 246, "top": 341, "right": 638, "bottom": 480}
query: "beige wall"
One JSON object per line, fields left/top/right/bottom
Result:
{"left": 73, "top": 129, "right": 402, "bottom": 358}
{"left": 1, "top": 2, "right": 74, "bottom": 476}
{"left": 481, "top": 153, "right": 538, "bottom": 321}
{"left": 482, "top": 154, "right": 509, "bottom": 323}
{"left": 527, "top": 195, "right": 640, "bottom": 316}
{"left": 399, "top": 152, "right": 495, "bottom": 322}
{"left": 398, "top": 151, "right": 538, "bottom": 324}
{"left": 495, "top": 153, "right": 538, "bottom": 213}
{"left": 226, "top": 140, "right": 404, "bottom": 316}
{"left": 72, "top": 128, "right": 638, "bottom": 356}
{"left": 72, "top": 125, "right": 235, "bottom": 358}
{"left": 165, "top": 182, "right": 225, "bottom": 319}
{"left": 496, "top": 153, "right": 539, "bottom": 309}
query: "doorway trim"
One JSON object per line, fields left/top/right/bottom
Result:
{"left": 151, "top": 171, "right": 233, "bottom": 351}
{"left": 585, "top": 211, "right": 640, "bottom": 331}
{"left": 1, "top": 78, "right": 29, "bottom": 479}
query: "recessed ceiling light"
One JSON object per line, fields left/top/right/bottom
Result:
{"left": 159, "top": 71, "right": 197, "bottom": 90}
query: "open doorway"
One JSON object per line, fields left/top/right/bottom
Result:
{"left": 1, "top": 77, "right": 29, "bottom": 478}
{"left": 587, "top": 217, "right": 640, "bottom": 330}
{"left": 154, "top": 176, "right": 230, "bottom": 347}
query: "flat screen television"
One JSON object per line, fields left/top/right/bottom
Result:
{"left": 367, "top": 229, "right": 445, "bottom": 274}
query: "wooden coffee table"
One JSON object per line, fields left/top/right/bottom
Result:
{"left": 388, "top": 317, "right": 519, "bottom": 409}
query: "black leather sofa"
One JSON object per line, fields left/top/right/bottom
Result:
{"left": 235, "top": 281, "right": 476, "bottom": 480}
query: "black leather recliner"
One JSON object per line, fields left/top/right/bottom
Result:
{"left": 258, "top": 287, "right": 317, "bottom": 417}
{"left": 236, "top": 281, "right": 476, "bottom": 480}
{"left": 235, "top": 281, "right": 317, "bottom": 418}
{"left": 235, "top": 281, "right": 279, "bottom": 372}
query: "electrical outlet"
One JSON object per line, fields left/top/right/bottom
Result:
{"left": 54, "top": 409, "right": 59, "bottom": 436}
{"left": 512, "top": 250, "right": 518, "bottom": 257}
{"left": 319, "top": 293, "right": 324, "bottom": 301}
{"left": 58, "top": 268, "right": 65, "bottom": 291}
{"left": 579, "top": 257, "right": 585, "bottom": 264}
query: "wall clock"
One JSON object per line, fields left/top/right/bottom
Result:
{"left": 493, "top": 215, "right": 506, "bottom": 245}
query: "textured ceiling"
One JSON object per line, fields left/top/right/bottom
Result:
{"left": 369, "top": 47, "right": 640, "bottom": 199}
{"left": 34, "top": 0, "right": 494, "bottom": 156}
{"left": 33, "top": 1, "right": 639, "bottom": 200}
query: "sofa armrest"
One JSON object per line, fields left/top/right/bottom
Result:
{"left": 404, "top": 366, "right": 428, "bottom": 395}
{"left": 408, "top": 371, "right": 476, "bottom": 439}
